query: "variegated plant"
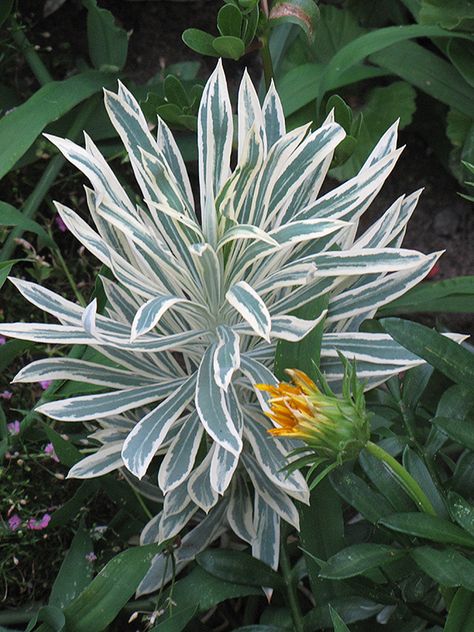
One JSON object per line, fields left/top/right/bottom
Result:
{"left": 0, "top": 61, "right": 460, "bottom": 595}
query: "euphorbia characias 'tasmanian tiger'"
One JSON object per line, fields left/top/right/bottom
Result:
{"left": 0, "top": 60, "right": 462, "bottom": 594}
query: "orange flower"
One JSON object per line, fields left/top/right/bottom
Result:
{"left": 257, "top": 362, "right": 370, "bottom": 467}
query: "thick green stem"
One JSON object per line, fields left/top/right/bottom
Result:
{"left": 0, "top": 98, "right": 97, "bottom": 261}
{"left": 9, "top": 15, "right": 53, "bottom": 85}
{"left": 280, "top": 526, "right": 305, "bottom": 632}
{"left": 366, "top": 441, "right": 436, "bottom": 516}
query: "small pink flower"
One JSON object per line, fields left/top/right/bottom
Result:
{"left": 44, "top": 442, "right": 59, "bottom": 463}
{"left": 7, "top": 420, "right": 20, "bottom": 435}
{"left": 0, "top": 390, "right": 12, "bottom": 400}
{"left": 85, "top": 552, "right": 97, "bottom": 562}
{"left": 27, "top": 513, "right": 51, "bottom": 531}
{"left": 8, "top": 514, "right": 22, "bottom": 531}
{"left": 39, "top": 380, "right": 52, "bottom": 390}
{"left": 55, "top": 214, "right": 68, "bottom": 233}
{"left": 0, "top": 336, "right": 6, "bottom": 345}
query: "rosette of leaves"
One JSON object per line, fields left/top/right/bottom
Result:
{"left": 1, "top": 61, "right": 446, "bottom": 595}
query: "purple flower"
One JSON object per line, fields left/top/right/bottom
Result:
{"left": 0, "top": 390, "right": 13, "bottom": 400}
{"left": 44, "top": 442, "right": 59, "bottom": 463}
{"left": 8, "top": 514, "right": 22, "bottom": 531}
{"left": 55, "top": 214, "right": 68, "bottom": 233}
{"left": 85, "top": 552, "right": 97, "bottom": 562}
{"left": 39, "top": 380, "right": 52, "bottom": 390}
{"left": 27, "top": 513, "right": 51, "bottom": 531}
{"left": 7, "top": 420, "right": 20, "bottom": 435}
{"left": 0, "top": 336, "right": 6, "bottom": 345}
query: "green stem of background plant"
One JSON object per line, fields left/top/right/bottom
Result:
{"left": 9, "top": 15, "right": 53, "bottom": 85}
{"left": 365, "top": 441, "right": 436, "bottom": 515}
{"left": 260, "top": 34, "right": 274, "bottom": 91}
{"left": 280, "top": 525, "right": 305, "bottom": 632}
{"left": 0, "top": 98, "right": 97, "bottom": 261}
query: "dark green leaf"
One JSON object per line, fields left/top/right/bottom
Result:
{"left": 381, "top": 318, "right": 474, "bottom": 389}
{"left": 212, "top": 36, "right": 246, "bottom": 60}
{"left": 63, "top": 543, "right": 167, "bottom": 632}
{"left": 196, "top": 549, "right": 282, "bottom": 588}
{"left": 402, "top": 363, "right": 433, "bottom": 409}
{"left": 83, "top": 0, "right": 128, "bottom": 71}
{"left": 217, "top": 4, "right": 243, "bottom": 38}
{"left": 241, "top": 6, "right": 259, "bottom": 46}
{"left": 49, "top": 523, "right": 94, "bottom": 608}
{"left": 378, "top": 276, "right": 474, "bottom": 315}
{"left": 0, "top": 70, "right": 117, "bottom": 180}
{"left": 0, "top": 338, "right": 32, "bottom": 373}
{"left": 433, "top": 416, "right": 474, "bottom": 451}
{"left": 49, "top": 481, "right": 98, "bottom": 529}
{"left": 304, "top": 596, "right": 382, "bottom": 629}
{"left": 0, "top": 0, "right": 13, "bottom": 27}
{"left": 163, "top": 75, "right": 189, "bottom": 109}
{"left": 182, "top": 29, "right": 219, "bottom": 57}
{"left": 269, "top": 0, "right": 320, "bottom": 42}
{"left": 411, "top": 546, "right": 474, "bottom": 590}
{"left": 419, "top": 0, "right": 474, "bottom": 30}
{"left": 234, "top": 627, "right": 287, "bottom": 632}
{"left": 379, "top": 513, "right": 474, "bottom": 547}
{"left": 448, "top": 492, "right": 474, "bottom": 538}
{"left": 359, "top": 449, "right": 415, "bottom": 512}
{"left": 312, "top": 5, "right": 365, "bottom": 63}
{"left": 453, "top": 451, "right": 474, "bottom": 496}
{"left": 445, "top": 587, "right": 474, "bottom": 632}
{"left": 402, "top": 447, "right": 447, "bottom": 517}
{"left": 449, "top": 40, "right": 474, "bottom": 89}
{"left": 149, "top": 604, "right": 198, "bottom": 632}
{"left": 0, "top": 201, "right": 57, "bottom": 249}
{"left": 26, "top": 605, "right": 65, "bottom": 632}
{"left": 320, "top": 544, "right": 405, "bottom": 580}
{"left": 330, "top": 469, "right": 394, "bottom": 524}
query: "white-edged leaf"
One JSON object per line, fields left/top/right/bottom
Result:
{"left": 226, "top": 281, "right": 271, "bottom": 341}
{"left": 213, "top": 325, "right": 240, "bottom": 390}
{"left": 67, "top": 442, "right": 123, "bottom": 478}
{"left": 227, "top": 477, "right": 256, "bottom": 544}
{"left": 187, "top": 447, "right": 219, "bottom": 513}
{"left": 131, "top": 295, "right": 187, "bottom": 341}
{"left": 121, "top": 373, "right": 197, "bottom": 479}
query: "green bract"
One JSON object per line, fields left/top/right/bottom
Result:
{"left": 0, "top": 61, "right": 458, "bottom": 595}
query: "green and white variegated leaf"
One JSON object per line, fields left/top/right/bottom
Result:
{"left": 137, "top": 500, "right": 228, "bottom": 596}
{"left": 227, "top": 477, "right": 256, "bottom": 544}
{"left": 55, "top": 203, "right": 111, "bottom": 267}
{"left": 196, "top": 345, "right": 242, "bottom": 456}
{"left": 210, "top": 387, "right": 243, "bottom": 495}
{"left": 252, "top": 493, "right": 280, "bottom": 573}
{"left": 131, "top": 295, "right": 187, "bottom": 341}
{"left": 121, "top": 374, "right": 197, "bottom": 479}
{"left": 213, "top": 325, "right": 240, "bottom": 391}
{"left": 226, "top": 281, "right": 271, "bottom": 342}
{"left": 238, "top": 69, "right": 264, "bottom": 163}
{"left": 158, "top": 412, "right": 203, "bottom": 493}
{"left": 140, "top": 512, "right": 162, "bottom": 545}
{"left": 240, "top": 355, "right": 278, "bottom": 412}
{"left": 67, "top": 442, "right": 123, "bottom": 479}
{"left": 187, "top": 448, "right": 219, "bottom": 513}
{"left": 159, "top": 480, "right": 198, "bottom": 541}
{"left": 242, "top": 453, "right": 300, "bottom": 530}
{"left": 198, "top": 59, "right": 233, "bottom": 243}
{"left": 36, "top": 381, "right": 180, "bottom": 421}
{"left": 216, "top": 224, "right": 278, "bottom": 250}
{"left": 13, "top": 358, "right": 156, "bottom": 388}
{"left": 262, "top": 80, "right": 285, "bottom": 150}
{"left": 269, "top": 312, "right": 327, "bottom": 342}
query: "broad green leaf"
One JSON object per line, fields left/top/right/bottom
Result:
{"left": 0, "top": 0, "right": 13, "bottom": 26}
{"left": 269, "top": 0, "right": 320, "bottom": 42}
{"left": 444, "top": 587, "right": 474, "bottom": 632}
{"left": 411, "top": 546, "right": 474, "bottom": 590}
{"left": 402, "top": 447, "right": 447, "bottom": 517}
{"left": 49, "top": 481, "right": 98, "bottom": 528}
{"left": 0, "top": 201, "right": 57, "bottom": 249}
{"left": 449, "top": 40, "right": 474, "bottom": 89}
{"left": 304, "top": 595, "right": 382, "bottom": 629}
{"left": 0, "top": 338, "right": 32, "bottom": 372}
{"left": 217, "top": 4, "right": 243, "bottom": 38}
{"left": 378, "top": 276, "right": 474, "bottom": 314}
{"left": 49, "top": 523, "right": 94, "bottom": 608}
{"left": 311, "top": 5, "right": 365, "bottom": 63}
{"left": 182, "top": 28, "right": 218, "bottom": 57}
{"left": 196, "top": 549, "right": 282, "bottom": 588}
{"left": 370, "top": 40, "right": 474, "bottom": 119}
{"left": 149, "top": 605, "right": 198, "bottom": 632}
{"left": 379, "top": 513, "right": 474, "bottom": 547}
{"left": 359, "top": 449, "right": 415, "bottom": 513}
{"left": 318, "top": 24, "right": 473, "bottom": 108}
{"left": 83, "top": 0, "right": 128, "bottom": 71}
{"left": 320, "top": 544, "right": 405, "bottom": 580}
{"left": 26, "top": 606, "right": 65, "bottom": 632}
{"left": 0, "top": 70, "right": 117, "bottom": 180}
{"left": 212, "top": 35, "right": 246, "bottom": 60}
{"left": 62, "top": 543, "right": 167, "bottom": 632}
{"left": 381, "top": 318, "right": 474, "bottom": 389}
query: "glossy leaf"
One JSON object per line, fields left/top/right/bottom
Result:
{"left": 197, "top": 549, "right": 283, "bottom": 588}
{"left": 379, "top": 513, "right": 474, "bottom": 548}
{"left": 411, "top": 546, "right": 474, "bottom": 590}
{"left": 320, "top": 544, "right": 405, "bottom": 579}
{"left": 444, "top": 587, "right": 474, "bottom": 632}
